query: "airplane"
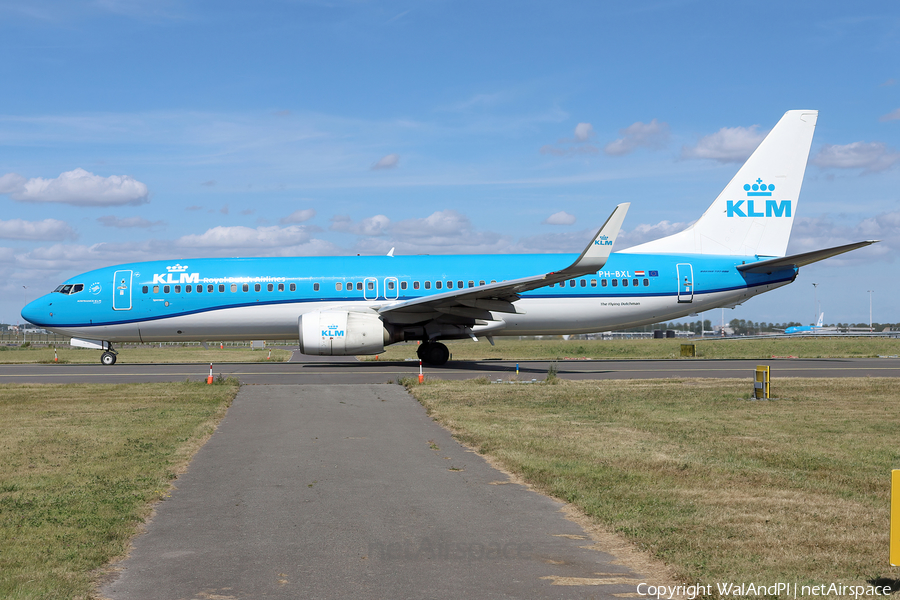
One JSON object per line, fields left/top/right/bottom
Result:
{"left": 784, "top": 312, "right": 827, "bottom": 335}
{"left": 21, "top": 109, "right": 879, "bottom": 366}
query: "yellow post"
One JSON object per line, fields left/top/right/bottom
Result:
{"left": 892, "top": 470, "right": 899, "bottom": 566}
{"left": 754, "top": 365, "right": 770, "bottom": 399}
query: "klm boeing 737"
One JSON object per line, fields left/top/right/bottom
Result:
{"left": 21, "top": 110, "right": 877, "bottom": 365}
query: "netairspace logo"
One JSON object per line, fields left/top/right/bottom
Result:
{"left": 636, "top": 582, "right": 894, "bottom": 599}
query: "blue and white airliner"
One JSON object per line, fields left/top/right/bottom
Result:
{"left": 21, "top": 110, "right": 877, "bottom": 365}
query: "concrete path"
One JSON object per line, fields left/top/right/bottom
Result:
{"left": 101, "top": 384, "right": 659, "bottom": 599}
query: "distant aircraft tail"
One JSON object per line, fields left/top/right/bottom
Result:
{"left": 816, "top": 312, "right": 824, "bottom": 328}
{"left": 628, "top": 110, "right": 818, "bottom": 258}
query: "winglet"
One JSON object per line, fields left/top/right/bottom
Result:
{"left": 561, "top": 203, "right": 629, "bottom": 274}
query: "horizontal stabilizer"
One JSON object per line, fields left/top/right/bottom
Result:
{"left": 736, "top": 240, "right": 878, "bottom": 274}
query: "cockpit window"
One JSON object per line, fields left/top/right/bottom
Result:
{"left": 54, "top": 283, "right": 85, "bottom": 295}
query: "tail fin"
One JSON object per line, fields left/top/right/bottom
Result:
{"left": 628, "top": 110, "right": 818, "bottom": 257}
{"left": 816, "top": 312, "right": 824, "bottom": 328}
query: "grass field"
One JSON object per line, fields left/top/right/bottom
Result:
{"left": 366, "top": 337, "right": 900, "bottom": 361}
{"left": 406, "top": 377, "right": 900, "bottom": 593}
{"left": 0, "top": 345, "right": 292, "bottom": 364}
{"left": 0, "top": 381, "right": 238, "bottom": 600}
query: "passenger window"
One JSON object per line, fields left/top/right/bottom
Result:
{"left": 267, "top": 283, "right": 273, "bottom": 292}
{"left": 601, "top": 279, "right": 607, "bottom": 287}
{"left": 218, "top": 284, "right": 224, "bottom": 293}
{"left": 401, "top": 281, "right": 407, "bottom": 290}
{"left": 549, "top": 283, "right": 555, "bottom": 288}
{"left": 468, "top": 281, "right": 474, "bottom": 288}
{"left": 255, "top": 284, "right": 261, "bottom": 292}
{"left": 336, "top": 282, "right": 342, "bottom": 291}
{"left": 290, "top": 283, "right": 296, "bottom": 292}
{"left": 356, "top": 282, "right": 363, "bottom": 291}
{"left": 643, "top": 278, "right": 649, "bottom": 286}
{"left": 425, "top": 281, "right": 431, "bottom": 290}
{"left": 590, "top": 279, "right": 597, "bottom": 287}
{"left": 243, "top": 284, "right": 249, "bottom": 292}
{"left": 633, "top": 279, "right": 638, "bottom": 287}
{"left": 197, "top": 285, "right": 203, "bottom": 293}
{"left": 231, "top": 284, "right": 237, "bottom": 292}
{"left": 413, "top": 281, "right": 420, "bottom": 290}
{"left": 611, "top": 280, "right": 617, "bottom": 287}
{"left": 186, "top": 285, "right": 193, "bottom": 293}
{"left": 580, "top": 280, "right": 586, "bottom": 287}
{"left": 446, "top": 281, "right": 453, "bottom": 289}
{"left": 206, "top": 285, "right": 213, "bottom": 292}
{"left": 278, "top": 283, "right": 284, "bottom": 292}
{"left": 491, "top": 280, "right": 497, "bottom": 284}
{"left": 436, "top": 281, "right": 443, "bottom": 290}
{"left": 569, "top": 280, "right": 575, "bottom": 287}
{"left": 479, "top": 280, "right": 485, "bottom": 286}
{"left": 314, "top": 283, "right": 320, "bottom": 291}
{"left": 622, "top": 279, "right": 628, "bottom": 287}
{"left": 153, "top": 285, "right": 160, "bottom": 293}
{"left": 164, "top": 285, "right": 170, "bottom": 294}
{"left": 174, "top": 285, "right": 181, "bottom": 293}
{"left": 142, "top": 286, "right": 148, "bottom": 294}
{"left": 458, "top": 281, "right": 464, "bottom": 289}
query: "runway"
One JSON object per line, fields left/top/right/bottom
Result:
{"left": 0, "top": 356, "right": 898, "bottom": 384}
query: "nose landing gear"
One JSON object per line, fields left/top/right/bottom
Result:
{"left": 100, "top": 344, "right": 118, "bottom": 366}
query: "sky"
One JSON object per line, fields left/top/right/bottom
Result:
{"left": 1, "top": 0, "right": 898, "bottom": 327}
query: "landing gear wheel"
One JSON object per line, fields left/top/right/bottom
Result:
{"left": 100, "top": 351, "right": 117, "bottom": 366}
{"left": 418, "top": 341, "right": 450, "bottom": 366}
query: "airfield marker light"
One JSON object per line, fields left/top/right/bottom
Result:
{"left": 267, "top": 349, "right": 271, "bottom": 360}
{"left": 516, "top": 363, "right": 519, "bottom": 376}
{"left": 220, "top": 342, "right": 223, "bottom": 349}
{"left": 54, "top": 348, "right": 58, "bottom": 363}
{"left": 207, "top": 363, "right": 214, "bottom": 385}
{"left": 418, "top": 359, "right": 424, "bottom": 384}
{"left": 892, "top": 470, "right": 899, "bottom": 566}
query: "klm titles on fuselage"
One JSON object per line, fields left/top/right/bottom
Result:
{"left": 152, "top": 272, "right": 200, "bottom": 284}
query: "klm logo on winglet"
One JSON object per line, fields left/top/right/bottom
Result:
{"left": 594, "top": 235, "right": 613, "bottom": 246}
{"left": 727, "top": 178, "right": 791, "bottom": 218}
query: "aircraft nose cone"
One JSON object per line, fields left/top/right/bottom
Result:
{"left": 21, "top": 297, "right": 52, "bottom": 327}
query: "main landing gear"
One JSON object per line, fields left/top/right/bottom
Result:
{"left": 100, "top": 344, "right": 118, "bottom": 366}
{"left": 416, "top": 341, "right": 450, "bottom": 366}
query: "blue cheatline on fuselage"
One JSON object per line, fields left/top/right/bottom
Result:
{"left": 21, "top": 251, "right": 797, "bottom": 334}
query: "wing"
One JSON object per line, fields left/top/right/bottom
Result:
{"left": 376, "top": 203, "right": 629, "bottom": 331}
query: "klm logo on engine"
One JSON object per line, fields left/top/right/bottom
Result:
{"left": 727, "top": 178, "right": 791, "bottom": 218}
{"left": 323, "top": 324, "right": 344, "bottom": 338}
{"left": 594, "top": 235, "right": 613, "bottom": 246}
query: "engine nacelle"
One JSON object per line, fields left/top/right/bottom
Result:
{"left": 298, "top": 310, "right": 388, "bottom": 356}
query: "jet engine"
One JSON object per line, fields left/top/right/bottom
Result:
{"left": 298, "top": 310, "right": 392, "bottom": 356}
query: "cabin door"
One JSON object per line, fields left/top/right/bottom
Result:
{"left": 676, "top": 263, "right": 694, "bottom": 303}
{"left": 113, "top": 270, "right": 133, "bottom": 310}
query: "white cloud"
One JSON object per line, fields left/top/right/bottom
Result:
{"left": 879, "top": 108, "right": 900, "bottom": 122}
{"left": 786, "top": 213, "right": 894, "bottom": 263}
{"left": 615, "top": 220, "right": 692, "bottom": 250}
{"left": 680, "top": 125, "right": 766, "bottom": 163}
{"left": 372, "top": 154, "right": 399, "bottom": 170}
{"left": 175, "top": 225, "right": 316, "bottom": 249}
{"left": 573, "top": 122, "right": 594, "bottom": 142}
{"left": 0, "top": 219, "right": 77, "bottom": 241}
{"left": 97, "top": 215, "right": 166, "bottom": 228}
{"left": 540, "top": 122, "right": 599, "bottom": 157}
{"left": 543, "top": 211, "right": 576, "bottom": 225}
{"left": 1, "top": 168, "right": 150, "bottom": 206}
{"left": 812, "top": 142, "right": 900, "bottom": 174}
{"left": 330, "top": 214, "right": 390, "bottom": 236}
{"left": 280, "top": 208, "right": 317, "bottom": 224}
{"left": 604, "top": 119, "right": 669, "bottom": 156}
